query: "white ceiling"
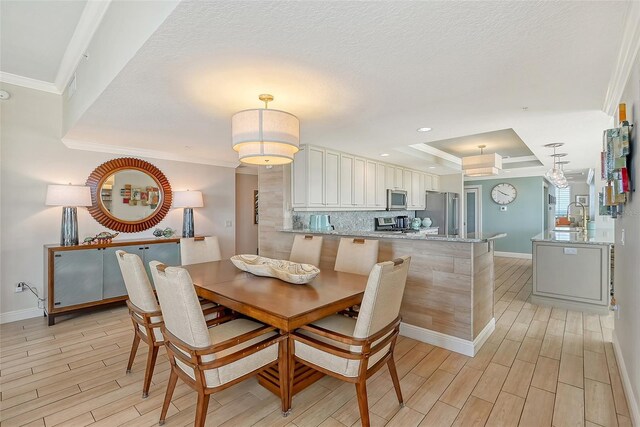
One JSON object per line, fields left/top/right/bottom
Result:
{"left": 0, "top": 0, "right": 87, "bottom": 83}
{"left": 17, "top": 1, "right": 632, "bottom": 174}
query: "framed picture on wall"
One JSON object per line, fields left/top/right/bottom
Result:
{"left": 575, "top": 195, "right": 589, "bottom": 206}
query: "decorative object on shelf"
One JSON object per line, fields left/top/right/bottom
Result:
{"left": 462, "top": 145, "right": 502, "bottom": 177}
{"left": 254, "top": 190, "right": 259, "bottom": 224}
{"left": 491, "top": 183, "right": 517, "bottom": 205}
{"left": 575, "top": 195, "right": 589, "bottom": 206}
{"left": 543, "top": 143, "right": 569, "bottom": 188}
{"left": 411, "top": 217, "right": 422, "bottom": 230}
{"left": 82, "top": 231, "right": 120, "bottom": 245}
{"left": 231, "top": 94, "right": 300, "bottom": 165}
{"left": 421, "top": 217, "right": 432, "bottom": 227}
{"left": 600, "top": 103, "right": 633, "bottom": 218}
{"left": 230, "top": 255, "right": 320, "bottom": 284}
{"left": 173, "top": 190, "right": 203, "bottom": 238}
{"left": 86, "top": 158, "right": 172, "bottom": 233}
{"left": 45, "top": 184, "right": 92, "bottom": 246}
{"left": 153, "top": 227, "right": 175, "bottom": 238}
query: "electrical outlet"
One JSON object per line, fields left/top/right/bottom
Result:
{"left": 15, "top": 282, "right": 25, "bottom": 293}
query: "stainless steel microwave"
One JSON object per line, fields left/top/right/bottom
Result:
{"left": 386, "top": 189, "right": 408, "bottom": 210}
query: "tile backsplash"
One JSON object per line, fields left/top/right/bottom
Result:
{"left": 291, "top": 210, "right": 415, "bottom": 231}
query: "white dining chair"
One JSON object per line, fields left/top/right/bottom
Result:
{"left": 115, "top": 250, "right": 224, "bottom": 398}
{"left": 180, "top": 236, "right": 222, "bottom": 265}
{"left": 150, "top": 261, "right": 287, "bottom": 427}
{"left": 334, "top": 237, "right": 379, "bottom": 276}
{"left": 290, "top": 256, "right": 411, "bottom": 426}
{"left": 289, "top": 234, "right": 323, "bottom": 266}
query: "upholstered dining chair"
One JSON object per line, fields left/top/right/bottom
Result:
{"left": 290, "top": 256, "right": 411, "bottom": 426}
{"left": 115, "top": 250, "right": 224, "bottom": 398}
{"left": 149, "top": 262, "right": 287, "bottom": 427}
{"left": 289, "top": 234, "right": 323, "bottom": 266}
{"left": 334, "top": 237, "right": 379, "bottom": 275}
{"left": 180, "top": 236, "right": 222, "bottom": 265}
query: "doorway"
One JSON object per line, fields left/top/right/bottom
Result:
{"left": 464, "top": 186, "right": 482, "bottom": 237}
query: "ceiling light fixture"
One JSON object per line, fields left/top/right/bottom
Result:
{"left": 462, "top": 145, "right": 502, "bottom": 177}
{"left": 232, "top": 94, "right": 300, "bottom": 165}
{"left": 417, "top": 127, "right": 432, "bottom": 132}
{"left": 543, "top": 143, "right": 569, "bottom": 188}
{"left": 428, "top": 166, "right": 436, "bottom": 169}
{"left": 380, "top": 153, "right": 390, "bottom": 157}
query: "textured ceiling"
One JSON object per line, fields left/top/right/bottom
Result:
{"left": 0, "top": 0, "right": 86, "bottom": 82}
{"left": 65, "top": 1, "right": 627, "bottom": 172}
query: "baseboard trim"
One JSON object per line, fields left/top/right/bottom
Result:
{"left": 494, "top": 251, "right": 532, "bottom": 259}
{"left": 0, "top": 307, "right": 44, "bottom": 324}
{"left": 400, "top": 318, "right": 495, "bottom": 357}
{"left": 612, "top": 331, "right": 640, "bottom": 426}
{"left": 530, "top": 295, "right": 609, "bottom": 315}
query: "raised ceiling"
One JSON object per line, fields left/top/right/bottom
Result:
{"left": 10, "top": 1, "right": 632, "bottom": 174}
{"left": 0, "top": 0, "right": 86, "bottom": 82}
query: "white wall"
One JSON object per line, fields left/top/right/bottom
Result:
{"left": 235, "top": 172, "right": 258, "bottom": 255}
{"left": 614, "top": 55, "right": 640, "bottom": 424}
{"left": 1, "top": 83, "right": 236, "bottom": 320}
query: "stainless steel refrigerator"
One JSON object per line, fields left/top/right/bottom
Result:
{"left": 416, "top": 191, "right": 460, "bottom": 236}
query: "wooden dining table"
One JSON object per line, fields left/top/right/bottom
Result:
{"left": 183, "top": 259, "right": 369, "bottom": 412}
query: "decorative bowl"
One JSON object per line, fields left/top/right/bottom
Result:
{"left": 230, "top": 255, "right": 320, "bottom": 284}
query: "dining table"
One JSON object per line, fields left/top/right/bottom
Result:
{"left": 183, "top": 259, "right": 369, "bottom": 413}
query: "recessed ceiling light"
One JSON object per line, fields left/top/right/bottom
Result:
{"left": 380, "top": 153, "right": 390, "bottom": 157}
{"left": 505, "top": 170, "right": 512, "bottom": 172}
{"left": 522, "top": 107, "right": 528, "bottom": 111}
{"left": 417, "top": 127, "right": 432, "bottom": 132}
{"left": 428, "top": 166, "right": 436, "bottom": 169}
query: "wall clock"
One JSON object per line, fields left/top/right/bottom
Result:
{"left": 491, "top": 183, "right": 517, "bottom": 205}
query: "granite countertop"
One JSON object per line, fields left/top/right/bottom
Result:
{"left": 531, "top": 228, "right": 614, "bottom": 245}
{"left": 280, "top": 229, "right": 507, "bottom": 243}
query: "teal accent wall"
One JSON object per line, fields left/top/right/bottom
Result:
{"left": 466, "top": 177, "right": 544, "bottom": 254}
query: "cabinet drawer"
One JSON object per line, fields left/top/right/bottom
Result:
{"left": 53, "top": 250, "right": 103, "bottom": 308}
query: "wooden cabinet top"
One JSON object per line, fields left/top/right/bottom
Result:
{"left": 45, "top": 238, "right": 181, "bottom": 252}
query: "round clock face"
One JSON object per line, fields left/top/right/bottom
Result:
{"left": 491, "top": 183, "right": 517, "bottom": 205}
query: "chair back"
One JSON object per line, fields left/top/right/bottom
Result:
{"left": 115, "top": 250, "right": 159, "bottom": 312}
{"left": 149, "top": 262, "right": 211, "bottom": 349}
{"left": 353, "top": 256, "right": 411, "bottom": 339}
{"left": 334, "top": 238, "right": 379, "bottom": 276}
{"left": 289, "top": 235, "right": 323, "bottom": 266}
{"left": 180, "top": 236, "right": 222, "bottom": 265}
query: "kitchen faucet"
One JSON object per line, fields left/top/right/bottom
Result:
{"left": 566, "top": 202, "right": 587, "bottom": 230}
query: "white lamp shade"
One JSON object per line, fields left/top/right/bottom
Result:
{"left": 462, "top": 153, "right": 502, "bottom": 177}
{"left": 232, "top": 108, "right": 300, "bottom": 165}
{"left": 45, "top": 185, "right": 92, "bottom": 207}
{"left": 173, "top": 190, "right": 204, "bottom": 208}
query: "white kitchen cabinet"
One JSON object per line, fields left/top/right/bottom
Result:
{"left": 395, "top": 167, "right": 404, "bottom": 190}
{"left": 308, "top": 147, "right": 325, "bottom": 206}
{"left": 325, "top": 150, "right": 340, "bottom": 207}
{"left": 431, "top": 175, "right": 440, "bottom": 191}
{"left": 365, "top": 161, "right": 377, "bottom": 208}
{"left": 424, "top": 174, "right": 433, "bottom": 191}
{"left": 291, "top": 146, "right": 325, "bottom": 208}
{"left": 409, "top": 171, "right": 425, "bottom": 210}
{"left": 339, "top": 154, "right": 353, "bottom": 206}
{"left": 353, "top": 157, "right": 366, "bottom": 206}
{"left": 375, "top": 162, "right": 386, "bottom": 208}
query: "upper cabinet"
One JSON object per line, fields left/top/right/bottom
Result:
{"left": 292, "top": 145, "right": 437, "bottom": 211}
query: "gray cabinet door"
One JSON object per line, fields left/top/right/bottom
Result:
{"left": 102, "top": 246, "right": 145, "bottom": 299}
{"left": 143, "top": 242, "right": 181, "bottom": 284}
{"left": 53, "top": 249, "right": 103, "bottom": 308}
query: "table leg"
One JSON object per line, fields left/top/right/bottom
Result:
{"left": 278, "top": 333, "right": 291, "bottom": 416}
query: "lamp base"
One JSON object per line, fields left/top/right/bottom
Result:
{"left": 61, "top": 206, "right": 79, "bottom": 246}
{"left": 182, "top": 208, "right": 195, "bottom": 238}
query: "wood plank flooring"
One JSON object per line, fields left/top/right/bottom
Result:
{"left": 0, "top": 257, "right": 631, "bottom": 426}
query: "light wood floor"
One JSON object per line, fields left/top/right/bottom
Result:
{"left": 0, "top": 257, "right": 631, "bottom": 427}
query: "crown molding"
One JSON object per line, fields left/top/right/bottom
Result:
{"left": 603, "top": 1, "right": 640, "bottom": 116}
{"left": 54, "top": 0, "right": 112, "bottom": 92}
{"left": 62, "top": 139, "right": 240, "bottom": 169}
{"left": 0, "top": 72, "right": 60, "bottom": 94}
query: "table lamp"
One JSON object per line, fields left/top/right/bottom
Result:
{"left": 46, "top": 184, "right": 92, "bottom": 246}
{"left": 173, "top": 190, "right": 204, "bottom": 237}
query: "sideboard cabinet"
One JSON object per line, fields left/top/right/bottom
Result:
{"left": 44, "top": 239, "right": 180, "bottom": 325}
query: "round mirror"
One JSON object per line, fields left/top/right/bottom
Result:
{"left": 86, "top": 158, "right": 172, "bottom": 233}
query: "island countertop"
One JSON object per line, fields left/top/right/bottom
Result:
{"left": 280, "top": 228, "right": 507, "bottom": 243}
{"left": 531, "top": 229, "right": 614, "bottom": 245}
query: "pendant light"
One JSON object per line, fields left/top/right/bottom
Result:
{"left": 462, "top": 145, "right": 502, "bottom": 176}
{"left": 231, "top": 94, "right": 300, "bottom": 165}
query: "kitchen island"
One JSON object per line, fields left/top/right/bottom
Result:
{"left": 531, "top": 229, "right": 614, "bottom": 313}
{"left": 274, "top": 229, "right": 506, "bottom": 356}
